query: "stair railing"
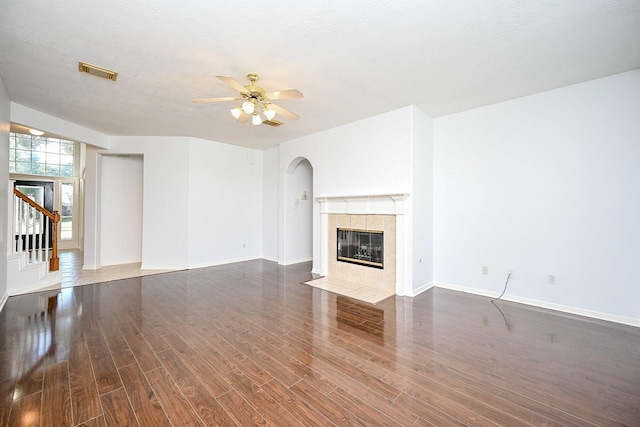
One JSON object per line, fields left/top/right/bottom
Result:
{"left": 12, "top": 188, "right": 60, "bottom": 271}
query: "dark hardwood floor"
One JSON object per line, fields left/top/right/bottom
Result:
{"left": 1, "top": 259, "right": 639, "bottom": 426}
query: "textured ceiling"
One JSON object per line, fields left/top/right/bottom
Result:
{"left": 1, "top": 0, "right": 639, "bottom": 150}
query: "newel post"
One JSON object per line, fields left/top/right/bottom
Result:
{"left": 49, "top": 211, "right": 60, "bottom": 271}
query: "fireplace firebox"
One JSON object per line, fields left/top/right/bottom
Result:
{"left": 337, "top": 228, "right": 384, "bottom": 269}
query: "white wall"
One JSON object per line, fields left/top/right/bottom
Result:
{"left": 0, "top": 76, "right": 10, "bottom": 307}
{"left": 83, "top": 146, "right": 101, "bottom": 269}
{"left": 280, "top": 107, "right": 414, "bottom": 198}
{"left": 100, "top": 155, "right": 143, "bottom": 266}
{"left": 85, "top": 136, "right": 190, "bottom": 270}
{"left": 278, "top": 106, "right": 414, "bottom": 270}
{"left": 10, "top": 103, "right": 110, "bottom": 149}
{"left": 187, "top": 138, "right": 263, "bottom": 268}
{"left": 284, "top": 158, "right": 313, "bottom": 264}
{"left": 411, "top": 107, "right": 434, "bottom": 294}
{"left": 88, "top": 136, "right": 264, "bottom": 270}
{"left": 434, "top": 70, "right": 640, "bottom": 322}
{"left": 262, "top": 146, "right": 279, "bottom": 261}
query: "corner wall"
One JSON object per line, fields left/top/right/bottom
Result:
{"left": 410, "top": 107, "right": 434, "bottom": 294}
{"left": 262, "top": 146, "right": 279, "bottom": 262}
{"left": 85, "top": 136, "right": 190, "bottom": 269}
{"left": 0, "top": 76, "right": 10, "bottom": 309}
{"left": 278, "top": 106, "right": 414, "bottom": 273}
{"left": 86, "top": 136, "right": 264, "bottom": 270}
{"left": 433, "top": 70, "right": 640, "bottom": 323}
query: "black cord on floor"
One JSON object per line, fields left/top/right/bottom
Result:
{"left": 491, "top": 272, "right": 512, "bottom": 302}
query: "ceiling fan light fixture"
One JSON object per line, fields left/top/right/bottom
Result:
{"left": 263, "top": 106, "right": 276, "bottom": 121}
{"left": 194, "top": 73, "right": 303, "bottom": 127}
{"left": 230, "top": 107, "right": 242, "bottom": 119}
{"left": 242, "top": 100, "right": 255, "bottom": 114}
{"left": 29, "top": 128, "right": 44, "bottom": 136}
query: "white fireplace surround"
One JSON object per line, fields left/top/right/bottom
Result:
{"left": 316, "top": 194, "right": 410, "bottom": 296}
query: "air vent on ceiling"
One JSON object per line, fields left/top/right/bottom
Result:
{"left": 263, "top": 119, "right": 284, "bottom": 127}
{"left": 78, "top": 62, "right": 118, "bottom": 81}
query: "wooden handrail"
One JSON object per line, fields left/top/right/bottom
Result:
{"left": 13, "top": 188, "right": 60, "bottom": 271}
{"left": 13, "top": 188, "right": 57, "bottom": 220}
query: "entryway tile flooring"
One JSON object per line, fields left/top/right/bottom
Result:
{"left": 304, "top": 276, "right": 395, "bottom": 304}
{"left": 59, "top": 249, "right": 174, "bottom": 288}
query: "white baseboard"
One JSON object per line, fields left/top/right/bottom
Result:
{"left": 140, "top": 264, "right": 187, "bottom": 270}
{"left": 407, "top": 281, "right": 435, "bottom": 297}
{"left": 9, "top": 282, "right": 61, "bottom": 297}
{"left": 434, "top": 281, "right": 640, "bottom": 328}
{"left": 281, "top": 258, "right": 313, "bottom": 266}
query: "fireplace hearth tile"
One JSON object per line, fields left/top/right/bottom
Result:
{"left": 303, "top": 277, "right": 395, "bottom": 304}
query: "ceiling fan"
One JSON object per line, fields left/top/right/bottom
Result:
{"left": 192, "top": 73, "right": 303, "bottom": 126}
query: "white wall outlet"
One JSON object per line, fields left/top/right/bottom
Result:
{"left": 507, "top": 269, "right": 515, "bottom": 279}
{"left": 482, "top": 266, "right": 488, "bottom": 275}
{"left": 547, "top": 274, "right": 556, "bottom": 284}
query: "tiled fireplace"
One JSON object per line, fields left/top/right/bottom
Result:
{"left": 317, "top": 194, "right": 409, "bottom": 296}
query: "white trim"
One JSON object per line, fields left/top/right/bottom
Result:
{"left": 9, "top": 283, "right": 60, "bottom": 297}
{"left": 261, "top": 255, "right": 278, "bottom": 263}
{"left": 434, "top": 281, "right": 640, "bottom": 328}
{"left": 140, "top": 264, "right": 187, "bottom": 270}
{"left": 185, "top": 256, "right": 286, "bottom": 270}
{"left": 407, "top": 281, "right": 435, "bottom": 297}
{"left": 280, "top": 257, "right": 313, "bottom": 266}
{"left": 316, "top": 193, "right": 410, "bottom": 215}
{"left": 0, "top": 292, "right": 8, "bottom": 313}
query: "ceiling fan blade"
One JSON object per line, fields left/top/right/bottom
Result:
{"left": 192, "top": 96, "right": 239, "bottom": 103}
{"left": 237, "top": 113, "right": 250, "bottom": 123}
{"left": 264, "top": 89, "right": 304, "bottom": 100}
{"left": 269, "top": 103, "right": 300, "bottom": 120}
{"left": 217, "top": 75, "right": 250, "bottom": 94}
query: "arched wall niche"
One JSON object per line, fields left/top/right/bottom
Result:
{"left": 283, "top": 157, "right": 314, "bottom": 265}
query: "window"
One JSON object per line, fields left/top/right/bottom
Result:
{"left": 9, "top": 132, "right": 74, "bottom": 177}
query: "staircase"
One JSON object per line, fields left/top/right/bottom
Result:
{"left": 7, "top": 187, "right": 61, "bottom": 295}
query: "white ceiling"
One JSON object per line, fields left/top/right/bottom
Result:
{"left": 1, "top": 0, "right": 639, "bottom": 150}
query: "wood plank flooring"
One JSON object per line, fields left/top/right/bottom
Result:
{"left": 1, "top": 259, "right": 639, "bottom": 426}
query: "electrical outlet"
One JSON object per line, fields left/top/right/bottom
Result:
{"left": 507, "top": 269, "right": 515, "bottom": 279}
{"left": 482, "top": 266, "right": 488, "bottom": 275}
{"left": 547, "top": 274, "right": 556, "bottom": 284}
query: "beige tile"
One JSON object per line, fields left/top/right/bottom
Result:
{"left": 59, "top": 250, "right": 173, "bottom": 288}
{"left": 304, "top": 277, "right": 393, "bottom": 304}
{"left": 350, "top": 215, "right": 366, "bottom": 230}
{"left": 366, "top": 215, "right": 384, "bottom": 231}
{"left": 334, "top": 214, "right": 350, "bottom": 228}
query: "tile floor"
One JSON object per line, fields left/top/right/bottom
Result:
{"left": 59, "top": 249, "right": 174, "bottom": 288}
{"left": 304, "top": 276, "right": 395, "bottom": 304}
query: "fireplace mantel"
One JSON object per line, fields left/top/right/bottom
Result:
{"left": 316, "top": 194, "right": 409, "bottom": 215}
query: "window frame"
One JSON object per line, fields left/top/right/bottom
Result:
{"left": 9, "top": 132, "right": 76, "bottom": 178}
